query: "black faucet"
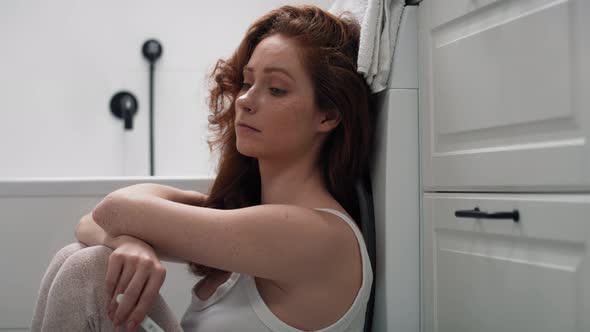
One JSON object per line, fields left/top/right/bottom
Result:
{"left": 110, "top": 91, "right": 138, "bottom": 130}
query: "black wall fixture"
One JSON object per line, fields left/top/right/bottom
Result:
{"left": 142, "top": 39, "right": 163, "bottom": 176}
{"left": 110, "top": 91, "right": 138, "bottom": 130}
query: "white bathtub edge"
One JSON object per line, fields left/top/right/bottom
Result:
{"left": 0, "top": 176, "right": 215, "bottom": 197}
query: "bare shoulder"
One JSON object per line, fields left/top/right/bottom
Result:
{"left": 312, "top": 207, "right": 362, "bottom": 264}
{"left": 282, "top": 204, "right": 363, "bottom": 301}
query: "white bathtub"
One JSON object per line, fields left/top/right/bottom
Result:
{"left": 0, "top": 176, "right": 212, "bottom": 331}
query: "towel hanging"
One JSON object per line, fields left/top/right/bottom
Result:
{"left": 329, "top": 0, "right": 405, "bottom": 93}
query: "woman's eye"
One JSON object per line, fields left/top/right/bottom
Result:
{"left": 240, "top": 82, "right": 285, "bottom": 96}
{"left": 269, "top": 87, "right": 286, "bottom": 96}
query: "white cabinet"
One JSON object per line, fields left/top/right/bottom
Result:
{"left": 418, "top": 0, "right": 590, "bottom": 192}
{"left": 421, "top": 193, "right": 590, "bottom": 332}
{"left": 418, "top": 1, "right": 590, "bottom": 331}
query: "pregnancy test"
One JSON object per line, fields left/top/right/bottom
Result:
{"left": 116, "top": 294, "right": 165, "bottom": 332}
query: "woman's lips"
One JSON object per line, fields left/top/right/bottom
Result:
{"left": 237, "top": 123, "right": 260, "bottom": 132}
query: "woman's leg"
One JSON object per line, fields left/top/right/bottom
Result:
{"left": 31, "top": 242, "right": 87, "bottom": 329}
{"left": 31, "top": 243, "right": 183, "bottom": 331}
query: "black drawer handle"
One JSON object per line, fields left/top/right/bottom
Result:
{"left": 455, "top": 207, "right": 519, "bottom": 222}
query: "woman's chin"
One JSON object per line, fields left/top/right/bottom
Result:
{"left": 236, "top": 143, "right": 259, "bottom": 158}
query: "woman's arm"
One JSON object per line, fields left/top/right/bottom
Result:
{"left": 109, "top": 183, "right": 209, "bottom": 206}
{"left": 92, "top": 192, "right": 350, "bottom": 285}
{"left": 77, "top": 183, "right": 208, "bottom": 260}
{"left": 76, "top": 212, "right": 187, "bottom": 263}
{"left": 75, "top": 212, "right": 108, "bottom": 247}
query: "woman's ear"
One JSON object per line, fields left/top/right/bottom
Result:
{"left": 318, "top": 108, "right": 341, "bottom": 133}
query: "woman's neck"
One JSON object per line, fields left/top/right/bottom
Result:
{"left": 258, "top": 156, "right": 326, "bottom": 206}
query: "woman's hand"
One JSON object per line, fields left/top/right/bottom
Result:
{"left": 105, "top": 235, "right": 167, "bottom": 330}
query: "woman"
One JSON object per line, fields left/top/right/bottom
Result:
{"left": 31, "top": 4, "right": 374, "bottom": 331}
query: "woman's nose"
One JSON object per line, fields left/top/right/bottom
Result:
{"left": 236, "top": 90, "right": 256, "bottom": 113}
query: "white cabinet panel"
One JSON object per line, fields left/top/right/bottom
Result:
{"left": 421, "top": 193, "right": 590, "bottom": 332}
{"left": 418, "top": 0, "right": 590, "bottom": 191}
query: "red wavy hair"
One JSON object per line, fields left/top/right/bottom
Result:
{"left": 189, "top": 5, "right": 374, "bottom": 277}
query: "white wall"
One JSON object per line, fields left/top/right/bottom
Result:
{"left": 0, "top": 0, "right": 333, "bottom": 178}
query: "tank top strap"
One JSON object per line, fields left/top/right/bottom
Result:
{"left": 313, "top": 208, "right": 362, "bottom": 238}
{"left": 313, "top": 207, "right": 372, "bottom": 276}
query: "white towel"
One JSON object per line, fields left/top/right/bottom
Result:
{"left": 329, "top": 0, "right": 404, "bottom": 93}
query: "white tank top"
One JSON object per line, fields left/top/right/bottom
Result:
{"left": 180, "top": 208, "right": 374, "bottom": 332}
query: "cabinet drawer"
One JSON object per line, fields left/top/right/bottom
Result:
{"left": 418, "top": 0, "right": 590, "bottom": 191}
{"left": 421, "top": 193, "right": 590, "bottom": 332}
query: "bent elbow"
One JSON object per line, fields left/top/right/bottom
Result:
{"left": 92, "top": 193, "right": 122, "bottom": 234}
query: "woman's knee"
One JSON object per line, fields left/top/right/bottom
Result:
{"left": 44, "top": 242, "right": 88, "bottom": 274}
{"left": 52, "top": 242, "right": 86, "bottom": 263}
{"left": 40, "top": 246, "right": 118, "bottom": 330}
{"left": 57, "top": 245, "right": 114, "bottom": 285}
{"left": 63, "top": 245, "right": 113, "bottom": 270}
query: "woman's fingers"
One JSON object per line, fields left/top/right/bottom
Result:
{"left": 102, "top": 237, "right": 166, "bottom": 328}
{"left": 105, "top": 251, "right": 125, "bottom": 319}
{"left": 113, "top": 261, "right": 149, "bottom": 325}
{"left": 109, "top": 262, "right": 136, "bottom": 323}
{"left": 126, "top": 265, "right": 167, "bottom": 329}
{"left": 105, "top": 251, "right": 124, "bottom": 297}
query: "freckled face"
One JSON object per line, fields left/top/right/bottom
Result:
{"left": 234, "top": 34, "right": 324, "bottom": 160}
